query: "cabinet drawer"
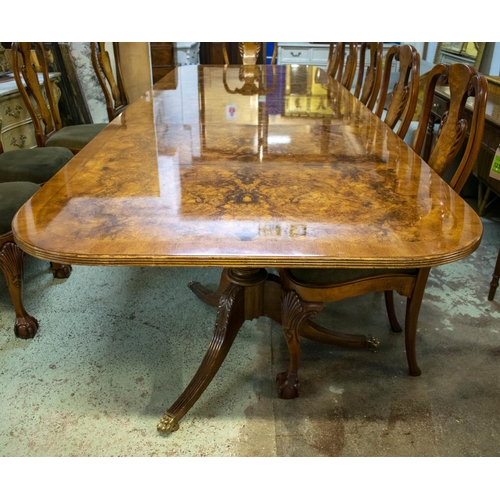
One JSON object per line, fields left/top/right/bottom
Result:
{"left": 310, "top": 47, "right": 329, "bottom": 65}
{"left": 1, "top": 95, "right": 32, "bottom": 128}
{"left": 280, "top": 48, "right": 310, "bottom": 64}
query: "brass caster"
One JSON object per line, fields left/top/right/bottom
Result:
{"left": 157, "top": 412, "right": 179, "bottom": 434}
{"left": 187, "top": 281, "right": 198, "bottom": 289}
{"left": 366, "top": 335, "right": 380, "bottom": 352}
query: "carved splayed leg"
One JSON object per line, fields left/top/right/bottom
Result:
{"left": 157, "top": 282, "right": 246, "bottom": 433}
{"left": 50, "top": 262, "right": 72, "bottom": 279}
{"left": 0, "top": 242, "right": 38, "bottom": 339}
{"left": 277, "top": 290, "right": 322, "bottom": 399}
{"left": 188, "top": 268, "right": 230, "bottom": 307}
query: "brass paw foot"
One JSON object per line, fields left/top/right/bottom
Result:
{"left": 366, "top": 336, "right": 380, "bottom": 352}
{"left": 276, "top": 371, "right": 299, "bottom": 399}
{"left": 51, "top": 263, "right": 72, "bottom": 279}
{"left": 14, "top": 315, "right": 39, "bottom": 339}
{"left": 157, "top": 412, "right": 179, "bottom": 433}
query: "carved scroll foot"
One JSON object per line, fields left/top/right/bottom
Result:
{"left": 276, "top": 370, "right": 299, "bottom": 399}
{"left": 50, "top": 262, "right": 72, "bottom": 279}
{"left": 157, "top": 412, "right": 180, "bottom": 434}
{"left": 14, "top": 315, "right": 39, "bottom": 339}
{"left": 0, "top": 241, "right": 39, "bottom": 338}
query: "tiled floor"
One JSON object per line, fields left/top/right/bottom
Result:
{"left": 1, "top": 196, "right": 500, "bottom": 457}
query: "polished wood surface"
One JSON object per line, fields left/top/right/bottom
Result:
{"left": 11, "top": 65, "right": 484, "bottom": 432}
{"left": 13, "top": 65, "right": 482, "bottom": 269}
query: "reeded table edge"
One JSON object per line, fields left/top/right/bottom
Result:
{"left": 13, "top": 232, "right": 483, "bottom": 269}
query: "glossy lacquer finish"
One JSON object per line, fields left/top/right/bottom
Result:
{"left": 13, "top": 65, "right": 482, "bottom": 269}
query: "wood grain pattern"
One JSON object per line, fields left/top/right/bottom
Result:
{"left": 12, "top": 65, "right": 483, "bottom": 270}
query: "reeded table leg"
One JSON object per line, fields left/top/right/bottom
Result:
{"left": 188, "top": 268, "right": 230, "bottom": 307}
{"left": 158, "top": 267, "right": 273, "bottom": 434}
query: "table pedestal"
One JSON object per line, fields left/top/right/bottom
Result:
{"left": 157, "top": 267, "right": 378, "bottom": 433}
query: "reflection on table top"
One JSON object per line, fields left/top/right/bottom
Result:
{"left": 13, "top": 65, "right": 483, "bottom": 268}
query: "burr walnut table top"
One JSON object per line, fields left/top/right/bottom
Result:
{"left": 13, "top": 65, "right": 483, "bottom": 269}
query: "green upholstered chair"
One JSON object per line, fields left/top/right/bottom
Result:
{"left": 277, "top": 64, "right": 488, "bottom": 399}
{"left": 11, "top": 42, "right": 106, "bottom": 154}
{"left": 0, "top": 144, "right": 74, "bottom": 336}
{"left": 0, "top": 146, "right": 73, "bottom": 184}
{"left": 0, "top": 181, "right": 41, "bottom": 338}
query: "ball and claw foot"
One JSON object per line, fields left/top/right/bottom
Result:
{"left": 276, "top": 371, "right": 300, "bottom": 399}
{"left": 50, "top": 263, "right": 72, "bottom": 279}
{"left": 14, "top": 315, "right": 39, "bottom": 339}
{"left": 366, "top": 336, "right": 380, "bottom": 352}
{"left": 157, "top": 412, "right": 180, "bottom": 434}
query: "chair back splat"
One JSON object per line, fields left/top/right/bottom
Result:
{"left": 353, "top": 42, "right": 383, "bottom": 111}
{"left": 12, "top": 42, "right": 62, "bottom": 148}
{"left": 222, "top": 42, "right": 277, "bottom": 65}
{"left": 90, "top": 42, "right": 129, "bottom": 122}
{"left": 375, "top": 44, "right": 420, "bottom": 139}
{"left": 412, "top": 63, "right": 488, "bottom": 194}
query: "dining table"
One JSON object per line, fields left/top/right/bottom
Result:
{"left": 12, "top": 64, "right": 483, "bottom": 433}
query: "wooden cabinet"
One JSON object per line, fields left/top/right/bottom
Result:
{"left": 150, "top": 43, "right": 176, "bottom": 84}
{"left": 278, "top": 43, "right": 330, "bottom": 69}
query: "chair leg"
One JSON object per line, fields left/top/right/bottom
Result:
{"left": 0, "top": 242, "right": 39, "bottom": 339}
{"left": 276, "top": 290, "right": 322, "bottom": 399}
{"left": 50, "top": 262, "right": 72, "bottom": 279}
{"left": 404, "top": 268, "right": 430, "bottom": 377}
{"left": 384, "top": 290, "right": 402, "bottom": 332}
{"left": 488, "top": 249, "right": 500, "bottom": 301}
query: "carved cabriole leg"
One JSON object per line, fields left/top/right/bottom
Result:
{"left": 0, "top": 242, "right": 38, "bottom": 339}
{"left": 488, "top": 249, "right": 500, "bottom": 301}
{"left": 384, "top": 290, "right": 403, "bottom": 332}
{"left": 158, "top": 268, "right": 268, "bottom": 434}
{"left": 405, "top": 268, "right": 431, "bottom": 377}
{"left": 50, "top": 262, "right": 73, "bottom": 279}
{"left": 277, "top": 290, "right": 323, "bottom": 399}
{"left": 188, "top": 268, "right": 230, "bottom": 307}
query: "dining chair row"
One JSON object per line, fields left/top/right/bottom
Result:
{"left": 0, "top": 42, "right": 127, "bottom": 336}
{"left": 328, "top": 42, "right": 421, "bottom": 141}
{"left": 276, "top": 52, "right": 489, "bottom": 397}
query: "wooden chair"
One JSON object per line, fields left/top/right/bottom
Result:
{"left": 222, "top": 42, "right": 277, "bottom": 65}
{"left": 328, "top": 42, "right": 358, "bottom": 91}
{"left": 90, "top": 42, "right": 129, "bottom": 122}
{"left": 277, "top": 63, "right": 488, "bottom": 399}
{"left": 374, "top": 44, "right": 420, "bottom": 140}
{"left": 353, "top": 42, "right": 383, "bottom": 111}
{"left": 11, "top": 42, "right": 107, "bottom": 154}
{"left": 488, "top": 249, "right": 500, "bottom": 300}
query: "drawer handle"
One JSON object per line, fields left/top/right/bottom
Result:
{"left": 290, "top": 51, "right": 302, "bottom": 57}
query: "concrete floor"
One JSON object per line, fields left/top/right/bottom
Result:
{"left": 1, "top": 197, "right": 500, "bottom": 457}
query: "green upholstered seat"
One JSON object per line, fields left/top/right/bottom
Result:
{"left": 46, "top": 123, "right": 107, "bottom": 150}
{"left": 0, "top": 181, "right": 39, "bottom": 234}
{"left": 0, "top": 147, "right": 74, "bottom": 184}
{"left": 289, "top": 267, "right": 418, "bottom": 286}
